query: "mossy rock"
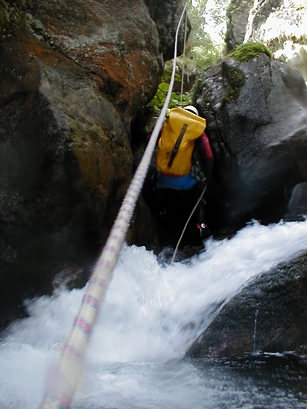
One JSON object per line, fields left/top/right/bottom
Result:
{"left": 0, "top": 0, "right": 34, "bottom": 37}
{"left": 228, "top": 42, "right": 272, "bottom": 62}
{"left": 223, "top": 63, "right": 246, "bottom": 103}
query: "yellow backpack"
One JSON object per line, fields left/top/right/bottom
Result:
{"left": 156, "top": 107, "right": 206, "bottom": 176}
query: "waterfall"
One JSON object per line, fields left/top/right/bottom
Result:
{"left": 1, "top": 220, "right": 307, "bottom": 409}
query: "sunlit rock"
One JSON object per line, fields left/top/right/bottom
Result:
{"left": 226, "top": 0, "right": 307, "bottom": 82}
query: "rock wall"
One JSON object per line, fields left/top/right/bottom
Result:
{"left": 0, "top": 0, "right": 185, "bottom": 328}
{"left": 225, "top": 0, "right": 307, "bottom": 82}
{"left": 195, "top": 53, "right": 307, "bottom": 232}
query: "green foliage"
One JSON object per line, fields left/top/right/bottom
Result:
{"left": 149, "top": 60, "right": 191, "bottom": 111}
{"left": 160, "top": 61, "right": 181, "bottom": 83}
{"left": 0, "top": 0, "right": 34, "bottom": 37}
{"left": 186, "top": 0, "right": 222, "bottom": 72}
{"left": 187, "top": 43, "right": 220, "bottom": 72}
{"left": 227, "top": 42, "right": 272, "bottom": 62}
{"left": 149, "top": 1, "right": 223, "bottom": 112}
{"left": 222, "top": 63, "right": 245, "bottom": 103}
{"left": 150, "top": 80, "right": 191, "bottom": 112}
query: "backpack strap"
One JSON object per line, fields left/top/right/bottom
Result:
{"left": 167, "top": 123, "right": 188, "bottom": 168}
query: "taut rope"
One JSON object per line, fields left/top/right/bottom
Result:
{"left": 170, "top": 183, "right": 207, "bottom": 264}
{"left": 38, "top": 2, "right": 189, "bottom": 409}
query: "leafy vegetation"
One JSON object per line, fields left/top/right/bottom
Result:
{"left": 149, "top": 0, "right": 223, "bottom": 112}
{"left": 0, "top": 0, "right": 34, "bottom": 38}
{"left": 149, "top": 61, "right": 192, "bottom": 112}
{"left": 185, "top": 0, "right": 222, "bottom": 71}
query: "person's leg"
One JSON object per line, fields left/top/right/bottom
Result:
{"left": 190, "top": 183, "right": 212, "bottom": 240}
{"left": 155, "top": 188, "right": 182, "bottom": 245}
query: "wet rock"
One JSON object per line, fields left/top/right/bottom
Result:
{"left": 284, "top": 182, "right": 307, "bottom": 221}
{"left": 196, "top": 54, "right": 307, "bottom": 233}
{"left": 52, "top": 265, "right": 85, "bottom": 291}
{"left": 187, "top": 250, "right": 307, "bottom": 358}
{"left": 0, "top": 0, "right": 185, "bottom": 328}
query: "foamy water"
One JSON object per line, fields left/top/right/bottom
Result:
{"left": 1, "top": 220, "right": 307, "bottom": 409}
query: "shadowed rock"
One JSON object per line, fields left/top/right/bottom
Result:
{"left": 196, "top": 54, "right": 307, "bottom": 233}
{"left": 187, "top": 250, "right": 307, "bottom": 358}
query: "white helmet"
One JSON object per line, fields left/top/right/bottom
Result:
{"left": 184, "top": 105, "right": 199, "bottom": 116}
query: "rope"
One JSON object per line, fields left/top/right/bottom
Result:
{"left": 180, "top": 7, "right": 188, "bottom": 106}
{"left": 170, "top": 183, "right": 207, "bottom": 264}
{"left": 38, "top": 2, "right": 188, "bottom": 409}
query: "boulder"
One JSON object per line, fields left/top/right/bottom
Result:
{"left": 187, "top": 250, "right": 307, "bottom": 358}
{"left": 195, "top": 53, "right": 307, "bottom": 233}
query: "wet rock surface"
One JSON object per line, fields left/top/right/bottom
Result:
{"left": 196, "top": 54, "right": 307, "bottom": 233}
{"left": 0, "top": 0, "right": 184, "bottom": 328}
{"left": 188, "top": 250, "right": 307, "bottom": 358}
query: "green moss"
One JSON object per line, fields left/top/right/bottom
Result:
{"left": 149, "top": 62, "right": 191, "bottom": 112}
{"left": 0, "top": 0, "right": 34, "bottom": 38}
{"left": 161, "top": 60, "right": 181, "bottom": 83}
{"left": 227, "top": 42, "right": 272, "bottom": 62}
{"left": 222, "top": 62, "right": 246, "bottom": 103}
{"left": 150, "top": 81, "right": 191, "bottom": 112}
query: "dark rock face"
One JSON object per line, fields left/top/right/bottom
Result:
{"left": 195, "top": 54, "right": 307, "bottom": 233}
{"left": 184, "top": 46, "right": 307, "bottom": 362}
{"left": 285, "top": 182, "right": 307, "bottom": 221}
{"left": 0, "top": 0, "right": 184, "bottom": 328}
{"left": 188, "top": 250, "right": 307, "bottom": 358}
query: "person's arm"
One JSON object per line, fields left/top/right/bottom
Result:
{"left": 199, "top": 132, "right": 214, "bottom": 181}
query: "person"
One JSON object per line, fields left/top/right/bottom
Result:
{"left": 153, "top": 105, "right": 214, "bottom": 246}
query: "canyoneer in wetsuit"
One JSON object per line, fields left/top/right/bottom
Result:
{"left": 155, "top": 105, "right": 214, "bottom": 245}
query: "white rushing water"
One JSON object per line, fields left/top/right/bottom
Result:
{"left": 1, "top": 220, "right": 307, "bottom": 409}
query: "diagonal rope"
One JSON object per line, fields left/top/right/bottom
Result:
{"left": 38, "top": 2, "right": 188, "bottom": 409}
{"left": 170, "top": 183, "right": 207, "bottom": 264}
{"left": 180, "top": 7, "right": 188, "bottom": 107}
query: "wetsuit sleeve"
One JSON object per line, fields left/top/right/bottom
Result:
{"left": 199, "top": 132, "right": 214, "bottom": 181}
